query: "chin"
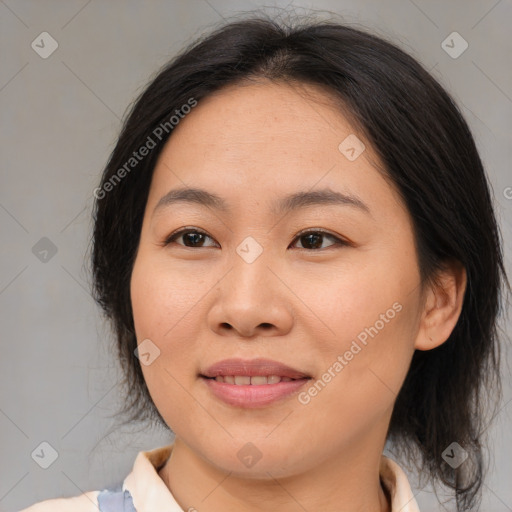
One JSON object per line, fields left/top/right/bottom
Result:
{"left": 195, "top": 436, "right": 306, "bottom": 478}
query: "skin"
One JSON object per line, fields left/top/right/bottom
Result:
{"left": 130, "top": 80, "right": 467, "bottom": 512}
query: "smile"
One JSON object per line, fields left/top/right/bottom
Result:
{"left": 201, "top": 375, "right": 311, "bottom": 409}
{"left": 208, "top": 375, "right": 295, "bottom": 385}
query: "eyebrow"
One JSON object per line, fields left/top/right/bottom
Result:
{"left": 153, "top": 186, "right": 371, "bottom": 217}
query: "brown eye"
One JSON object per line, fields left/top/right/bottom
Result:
{"left": 290, "top": 230, "right": 348, "bottom": 250}
{"left": 164, "top": 228, "right": 218, "bottom": 248}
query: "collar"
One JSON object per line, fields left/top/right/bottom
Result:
{"left": 123, "top": 444, "right": 420, "bottom": 512}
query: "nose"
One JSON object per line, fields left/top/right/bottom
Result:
{"left": 207, "top": 252, "right": 294, "bottom": 339}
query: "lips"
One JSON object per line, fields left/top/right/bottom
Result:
{"left": 200, "top": 358, "right": 311, "bottom": 408}
{"left": 211, "top": 375, "right": 293, "bottom": 385}
{"left": 200, "top": 358, "right": 310, "bottom": 380}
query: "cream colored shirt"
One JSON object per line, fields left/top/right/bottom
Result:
{"left": 20, "top": 443, "right": 420, "bottom": 511}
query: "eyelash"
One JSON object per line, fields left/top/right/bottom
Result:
{"left": 162, "top": 227, "right": 350, "bottom": 251}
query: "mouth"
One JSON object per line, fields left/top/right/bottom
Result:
{"left": 199, "top": 358, "right": 311, "bottom": 408}
{"left": 202, "top": 375, "right": 300, "bottom": 385}
{"left": 200, "top": 357, "right": 310, "bottom": 380}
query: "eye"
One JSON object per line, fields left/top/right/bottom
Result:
{"left": 163, "top": 227, "right": 218, "bottom": 248}
{"left": 289, "top": 229, "right": 349, "bottom": 250}
{"left": 163, "top": 227, "right": 349, "bottom": 250}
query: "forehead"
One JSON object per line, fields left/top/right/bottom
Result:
{"left": 170, "top": 80, "right": 353, "bottom": 154}
{"left": 147, "top": 80, "right": 406, "bottom": 222}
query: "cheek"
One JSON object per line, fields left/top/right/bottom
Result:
{"left": 303, "top": 256, "right": 411, "bottom": 347}
{"left": 296, "top": 309, "right": 415, "bottom": 449}
{"left": 130, "top": 251, "right": 207, "bottom": 340}
{"left": 130, "top": 254, "right": 201, "bottom": 418}
{"left": 298, "top": 255, "right": 419, "bottom": 422}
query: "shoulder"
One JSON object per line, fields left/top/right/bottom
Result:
{"left": 19, "top": 444, "right": 174, "bottom": 512}
{"left": 380, "top": 456, "right": 421, "bottom": 512}
{"left": 19, "top": 490, "right": 100, "bottom": 512}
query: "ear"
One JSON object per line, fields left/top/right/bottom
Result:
{"left": 414, "top": 259, "right": 467, "bottom": 351}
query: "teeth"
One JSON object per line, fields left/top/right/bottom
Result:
{"left": 212, "top": 375, "right": 291, "bottom": 385}
{"left": 250, "top": 376, "right": 268, "bottom": 385}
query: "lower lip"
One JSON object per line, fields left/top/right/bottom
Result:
{"left": 201, "top": 376, "right": 310, "bottom": 408}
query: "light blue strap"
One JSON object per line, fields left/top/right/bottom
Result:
{"left": 97, "top": 484, "right": 137, "bottom": 512}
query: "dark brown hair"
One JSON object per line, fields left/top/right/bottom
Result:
{"left": 89, "top": 13, "right": 509, "bottom": 511}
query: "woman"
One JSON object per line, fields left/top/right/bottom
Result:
{"left": 22, "top": 13, "right": 508, "bottom": 512}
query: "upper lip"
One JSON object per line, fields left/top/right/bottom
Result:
{"left": 201, "top": 358, "right": 310, "bottom": 380}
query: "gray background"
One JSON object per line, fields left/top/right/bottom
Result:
{"left": 1, "top": 1, "right": 511, "bottom": 511}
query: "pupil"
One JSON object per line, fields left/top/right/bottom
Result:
{"left": 185, "top": 233, "right": 204, "bottom": 246}
{"left": 304, "top": 234, "right": 322, "bottom": 249}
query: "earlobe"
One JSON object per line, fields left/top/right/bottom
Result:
{"left": 414, "top": 260, "right": 467, "bottom": 351}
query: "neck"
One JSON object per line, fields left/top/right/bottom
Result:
{"left": 159, "top": 437, "right": 391, "bottom": 512}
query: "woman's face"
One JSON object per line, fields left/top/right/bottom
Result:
{"left": 130, "top": 80, "right": 426, "bottom": 477}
